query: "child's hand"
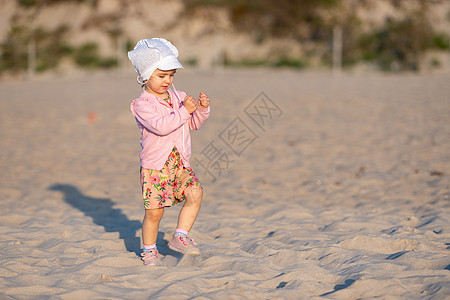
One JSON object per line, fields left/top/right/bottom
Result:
{"left": 183, "top": 95, "right": 198, "bottom": 114}
{"left": 198, "top": 92, "right": 210, "bottom": 108}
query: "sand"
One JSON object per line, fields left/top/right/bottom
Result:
{"left": 0, "top": 68, "right": 449, "bottom": 299}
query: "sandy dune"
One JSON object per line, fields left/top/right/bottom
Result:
{"left": 0, "top": 68, "right": 449, "bottom": 299}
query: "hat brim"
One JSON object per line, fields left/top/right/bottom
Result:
{"left": 157, "top": 57, "right": 184, "bottom": 71}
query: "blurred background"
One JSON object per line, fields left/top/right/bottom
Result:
{"left": 0, "top": 0, "right": 449, "bottom": 79}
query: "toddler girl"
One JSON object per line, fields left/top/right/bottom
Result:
{"left": 128, "top": 38, "right": 210, "bottom": 265}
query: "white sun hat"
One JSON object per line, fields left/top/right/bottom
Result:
{"left": 128, "top": 38, "right": 184, "bottom": 85}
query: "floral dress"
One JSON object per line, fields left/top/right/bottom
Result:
{"left": 140, "top": 146, "right": 201, "bottom": 209}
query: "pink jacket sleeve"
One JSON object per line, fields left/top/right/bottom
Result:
{"left": 189, "top": 106, "right": 210, "bottom": 130}
{"left": 132, "top": 99, "right": 191, "bottom": 136}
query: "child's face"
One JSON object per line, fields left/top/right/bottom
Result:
{"left": 145, "top": 69, "right": 176, "bottom": 96}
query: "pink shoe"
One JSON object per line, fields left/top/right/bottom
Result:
{"left": 168, "top": 234, "right": 200, "bottom": 256}
{"left": 141, "top": 248, "right": 159, "bottom": 265}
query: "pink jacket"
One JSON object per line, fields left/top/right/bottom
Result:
{"left": 130, "top": 89, "right": 210, "bottom": 170}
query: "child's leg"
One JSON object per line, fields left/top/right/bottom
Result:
{"left": 142, "top": 208, "right": 164, "bottom": 246}
{"left": 176, "top": 187, "right": 203, "bottom": 232}
{"left": 168, "top": 187, "right": 202, "bottom": 256}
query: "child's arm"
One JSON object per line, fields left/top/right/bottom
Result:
{"left": 189, "top": 92, "right": 210, "bottom": 130}
{"left": 132, "top": 99, "right": 191, "bottom": 136}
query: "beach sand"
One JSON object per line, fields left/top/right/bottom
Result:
{"left": 0, "top": 69, "right": 449, "bottom": 299}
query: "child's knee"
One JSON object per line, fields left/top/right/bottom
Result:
{"left": 185, "top": 187, "right": 203, "bottom": 206}
{"left": 145, "top": 208, "right": 164, "bottom": 223}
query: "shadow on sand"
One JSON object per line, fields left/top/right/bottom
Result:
{"left": 49, "top": 183, "right": 185, "bottom": 261}
{"left": 49, "top": 183, "right": 142, "bottom": 255}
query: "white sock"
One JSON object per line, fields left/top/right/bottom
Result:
{"left": 174, "top": 229, "right": 188, "bottom": 236}
{"left": 143, "top": 243, "right": 156, "bottom": 251}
